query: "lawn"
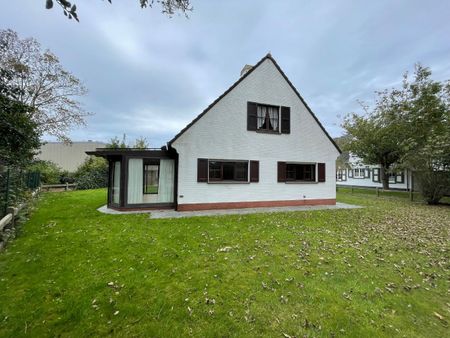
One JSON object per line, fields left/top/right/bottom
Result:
{"left": 0, "top": 190, "right": 449, "bottom": 337}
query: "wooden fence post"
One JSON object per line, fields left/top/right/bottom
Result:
{"left": 376, "top": 187, "right": 379, "bottom": 197}
{"left": 351, "top": 186, "right": 354, "bottom": 194}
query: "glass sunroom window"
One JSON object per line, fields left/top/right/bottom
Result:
{"left": 144, "top": 163, "right": 159, "bottom": 194}
{"left": 112, "top": 161, "right": 121, "bottom": 204}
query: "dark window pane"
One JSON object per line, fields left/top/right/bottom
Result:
{"left": 209, "top": 161, "right": 221, "bottom": 180}
{"left": 286, "top": 163, "right": 316, "bottom": 181}
{"left": 208, "top": 160, "right": 248, "bottom": 182}
{"left": 222, "top": 163, "right": 235, "bottom": 180}
{"left": 235, "top": 162, "right": 248, "bottom": 181}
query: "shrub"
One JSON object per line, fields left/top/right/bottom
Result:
{"left": 74, "top": 156, "right": 108, "bottom": 190}
{"left": 415, "top": 170, "right": 450, "bottom": 205}
{"left": 27, "top": 160, "right": 62, "bottom": 184}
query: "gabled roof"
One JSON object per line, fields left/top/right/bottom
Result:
{"left": 168, "top": 53, "right": 341, "bottom": 154}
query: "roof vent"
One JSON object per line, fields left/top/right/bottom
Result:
{"left": 240, "top": 64, "right": 253, "bottom": 77}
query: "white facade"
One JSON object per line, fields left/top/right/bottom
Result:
{"left": 336, "top": 154, "right": 412, "bottom": 190}
{"left": 38, "top": 141, "right": 105, "bottom": 172}
{"left": 171, "top": 57, "right": 340, "bottom": 206}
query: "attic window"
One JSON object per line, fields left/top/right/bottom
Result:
{"left": 247, "top": 102, "right": 290, "bottom": 134}
{"left": 257, "top": 104, "right": 279, "bottom": 132}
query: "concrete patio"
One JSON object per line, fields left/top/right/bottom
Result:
{"left": 98, "top": 202, "right": 361, "bottom": 219}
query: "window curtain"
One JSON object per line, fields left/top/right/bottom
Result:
{"left": 112, "top": 161, "right": 121, "bottom": 204}
{"left": 268, "top": 106, "right": 278, "bottom": 130}
{"left": 128, "top": 158, "right": 143, "bottom": 204}
{"left": 158, "top": 159, "right": 174, "bottom": 203}
{"left": 257, "top": 105, "right": 265, "bottom": 129}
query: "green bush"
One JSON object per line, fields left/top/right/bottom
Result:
{"left": 415, "top": 170, "right": 450, "bottom": 205}
{"left": 74, "top": 156, "right": 108, "bottom": 190}
{"left": 27, "top": 160, "right": 62, "bottom": 184}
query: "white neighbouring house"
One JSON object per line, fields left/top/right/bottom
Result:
{"left": 336, "top": 154, "right": 413, "bottom": 190}
{"left": 88, "top": 54, "right": 341, "bottom": 211}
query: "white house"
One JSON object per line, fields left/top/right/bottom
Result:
{"left": 88, "top": 54, "right": 341, "bottom": 211}
{"left": 336, "top": 154, "right": 413, "bottom": 190}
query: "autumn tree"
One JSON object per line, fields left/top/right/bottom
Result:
{"left": 0, "top": 29, "right": 89, "bottom": 143}
{"left": 45, "top": 0, "right": 192, "bottom": 22}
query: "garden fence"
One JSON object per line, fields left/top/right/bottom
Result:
{"left": 0, "top": 167, "right": 40, "bottom": 219}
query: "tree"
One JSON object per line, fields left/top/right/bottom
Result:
{"left": 0, "top": 69, "right": 41, "bottom": 166}
{"left": 397, "top": 65, "right": 450, "bottom": 204}
{"left": 342, "top": 64, "right": 450, "bottom": 200}
{"left": 45, "top": 0, "right": 193, "bottom": 22}
{"left": 342, "top": 102, "right": 405, "bottom": 189}
{"left": 0, "top": 29, "right": 89, "bottom": 143}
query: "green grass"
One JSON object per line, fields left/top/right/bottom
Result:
{"left": 0, "top": 189, "right": 449, "bottom": 337}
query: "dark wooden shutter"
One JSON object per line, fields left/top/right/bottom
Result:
{"left": 318, "top": 163, "right": 326, "bottom": 182}
{"left": 250, "top": 160, "right": 259, "bottom": 182}
{"left": 197, "top": 158, "right": 208, "bottom": 182}
{"left": 281, "top": 106, "right": 290, "bottom": 134}
{"left": 247, "top": 102, "right": 257, "bottom": 131}
{"left": 277, "top": 162, "right": 286, "bottom": 182}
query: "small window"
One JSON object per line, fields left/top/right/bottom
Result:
{"left": 336, "top": 169, "right": 347, "bottom": 181}
{"left": 208, "top": 160, "right": 248, "bottom": 182}
{"left": 372, "top": 168, "right": 380, "bottom": 182}
{"left": 353, "top": 168, "right": 369, "bottom": 178}
{"left": 257, "top": 104, "right": 279, "bottom": 132}
{"left": 286, "top": 163, "right": 316, "bottom": 182}
{"left": 143, "top": 162, "right": 159, "bottom": 194}
{"left": 388, "top": 172, "right": 396, "bottom": 184}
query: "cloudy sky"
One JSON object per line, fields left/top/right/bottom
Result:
{"left": 1, "top": 0, "right": 450, "bottom": 147}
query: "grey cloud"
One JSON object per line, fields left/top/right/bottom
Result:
{"left": 1, "top": 0, "right": 449, "bottom": 147}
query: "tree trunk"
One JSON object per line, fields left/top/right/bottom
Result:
{"left": 380, "top": 165, "right": 389, "bottom": 190}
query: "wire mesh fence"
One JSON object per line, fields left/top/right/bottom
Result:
{"left": 0, "top": 167, "right": 40, "bottom": 219}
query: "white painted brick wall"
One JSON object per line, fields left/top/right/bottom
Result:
{"left": 172, "top": 59, "right": 340, "bottom": 204}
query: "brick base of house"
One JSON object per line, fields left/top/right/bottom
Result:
{"left": 177, "top": 198, "right": 336, "bottom": 211}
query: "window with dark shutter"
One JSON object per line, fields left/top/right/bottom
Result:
{"left": 318, "top": 163, "right": 326, "bottom": 182}
{"left": 277, "top": 162, "right": 286, "bottom": 182}
{"left": 250, "top": 161, "right": 259, "bottom": 182}
{"left": 281, "top": 106, "right": 290, "bottom": 134}
{"left": 197, "top": 158, "right": 208, "bottom": 182}
{"left": 348, "top": 169, "right": 353, "bottom": 178}
{"left": 247, "top": 102, "right": 257, "bottom": 131}
{"left": 372, "top": 168, "right": 380, "bottom": 182}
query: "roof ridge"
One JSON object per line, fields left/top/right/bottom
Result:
{"left": 168, "top": 54, "right": 341, "bottom": 154}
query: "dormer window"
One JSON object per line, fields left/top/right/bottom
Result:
{"left": 257, "top": 104, "right": 279, "bottom": 131}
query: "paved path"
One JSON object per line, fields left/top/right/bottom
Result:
{"left": 98, "top": 202, "right": 361, "bottom": 219}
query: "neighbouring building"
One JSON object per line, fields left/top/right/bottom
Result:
{"left": 336, "top": 154, "right": 413, "bottom": 190}
{"left": 88, "top": 54, "right": 341, "bottom": 211}
{"left": 38, "top": 141, "right": 106, "bottom": 172}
